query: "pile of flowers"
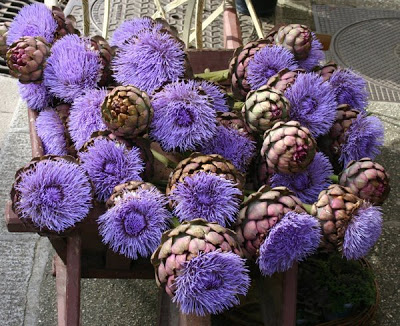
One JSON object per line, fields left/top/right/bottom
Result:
{"left": 6, "top": 5, "right": 390, "bottom": 317}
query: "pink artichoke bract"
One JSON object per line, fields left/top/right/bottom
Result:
{"left": 274, "top": 24, "right": 312, "bottom": 60}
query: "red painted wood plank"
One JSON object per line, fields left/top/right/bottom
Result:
{"left": 282, "top": 263, "right": 298, "bottom": 326}
{"left": 223, "top": 7, "right": 242, "bottom": 49}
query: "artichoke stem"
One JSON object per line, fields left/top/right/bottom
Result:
{"left": 233, "top": 101, "right": 244, "bottom": 111}
{"left": 151, "top": 149, "right": 177, "bottom": 169}
{"left": 171, "top": 216, "right": 181, "bottom": 228}
{"left": 303, "top": 203, "right": 313, "bottom": 214}
{"left": 329, "top": 174, "right": 339, "bottom": 183}
{"left": 195, "top": 69, "right": 230, "bottom": 82}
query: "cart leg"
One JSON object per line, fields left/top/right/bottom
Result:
{"left": 55, "top": 233, "right": 82, "bottom": 326}
{"left": 223, "top": 0, "right": 243, "bottom": 49}
{"left": 179, "top": 312, "right": 211, "bottom": 326}
{"left": 282, "top": 263, "right": 298, "bottom": 326}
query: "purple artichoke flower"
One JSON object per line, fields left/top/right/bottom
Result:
{"left": 247, "top": 45, "right": 298, "bottom": 90}
{"left": 69, "top": 88, "right": 108, "bottom": 150}
{"left": 171, "top": 172, "right": 242, "bottom": 227}
{"left": 36, "top": 109, "right": 68, "bottom": 156}
{"left": 329, "top": 68, "right": 368, "bottom": 111}
{"left": 110, "top": 17, "right": 163, "bottom": 48}
{"left": 112, "top": 30, "right": 185, "bottom": 94}
{"left": 340, "top": 113, "right": 384, "bottom": 167}
{"left": 343, "top": 204, "right": 382, "bottom": 260}
{"left": 18, "top": 82, "right": 51, "bottom": 111}
{"left": 199, "top": 125, "right": 256, "bottom": 172}
{"left": 258, "top": 211, "right": 321, "bottom": 276}
{"left": 297, "top": 34, "right": 324, "bottom": 72}
{"left": 173, "top": 250, "right": 250, "bottom": 316}
{"left": 79, "top": 139, "right": 144, "bottom": 201}
{"left": 271, "top": 153, "right": 333, "bottom": 204}
{"left": 150, "top": 80, "right": 217, "bottom": 152}
{"left": 14, "top": 159, "right": 92, "bottom": 232}
{"left": 284, "top": 73, "right": 337, "bottom": 137}
{"left": 197, "top": 80, "right": 229, "bottom": 112}
{"left": 44, "top": 35, "right": 102, "bottom": 103}
{"left": 98, "top": 187, "right": 170, "bottom": 259}
{"left": 6, "top": 3, "right": 57, "bottom": 45}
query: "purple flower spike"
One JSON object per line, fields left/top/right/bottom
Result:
{"left": 7, "top": 3, "right": 57, "bottom": 45}
{"left": 197, "top": 80, "right": 229, "bottom": 112}
{"left": 173, "top": 251, "right": 250, "bottom": 316}
{"left": 44, "top": 35, "right": 102, "bottom": 102}
{"left": 248, "top": 45, "right": 298, "bottom": 90}
{"left": 79, "top": 139, "right": 144, "bottom": 201}
{"left": 171, "top": 172, "right": 242, "bottom": 227}
{"left": 14, "top": 159, "right": 92, "bottom": 232}
{"left": 200, "top": 125, "right": 256, "bottom": 172}
{"left": 18, "top": 82, "right": 51, "bottom": 111}
{"left": 343, "top": 204, "right": 382, "bottom": 260}
{"left": 112, "top": 30, "right": 185, "bottom": 93}
{"left": 258, "top": 211, "right": 321, "bottom": 276}
{"left": 340, "top": 113, "right": 384, "bottom": 167}
{"left": 151, "top": 80, "right": 217, "bottom": 152}
{"left": 297, "top": 34, "right": 324, "bottom": 72}
{"left": 285, "top": 73, "right": 337, "bottom": 137}
{"left": 110, "top": 17, "right": 163, "bottom": 47}
{"left": 271, "top": 153, "right": 333, "bottom": 204}
{"left": 329, "top": 68, "right": 368, "bottom": 111}
{"left": 98, "top": 187, "right": 170, "bottom": 259}
{"left": 69, "top": 89, "right": 108, "bottom": 150}
{"left": 36, "top": 109, "right": 68, "bottom": 156}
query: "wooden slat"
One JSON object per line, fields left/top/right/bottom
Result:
{"left": 179, "top": 313, "right": 211, "bottom": 326}
{"left": 282, "top": 263, "right": 298, "bottom": 326}
{"left": 105, "top": 249, "right": 132, "bottom": 270}
{"left": 55, "top": 255, "right": 68, "bottom": 326}
{"left": 187, "top": 49, "right": 235, "bottom": 74}
{"left": 28, "top": 109, "right": 44, "bottom": 158}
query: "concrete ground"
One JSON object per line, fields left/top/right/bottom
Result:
{"left": 0, "top": 1, "right": 399, "bottom": 325}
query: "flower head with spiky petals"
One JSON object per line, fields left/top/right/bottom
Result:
{"left": 196, "top": 80, "right": 229, "bottom": 112}
{"left": 285, "top": 73, "right": 337, "bottom": 137}
{"left": 329, "top": 68, "right": 368, "bottom": 111}
{"left": 79, "top": 138, "right": 144, "bottom": 201}
{"left": 14, "top": 159, "right": 92, "bottom": 232}
{"left": 271, "top": 153, "right": 333, "bottom": 204}
{"left": 112, "top": 30, "right": 185, "bottom": 94}
{"left": 18, "top": 82, "right": 51, "bottom": 111}
{"left": 110, "top": 17, "right": 163, "bottom": 48}
{"left": 343, "top": 204, "right": 382, "bottom": 260}
{"left": 258, "top": 211, "right": 321, "bottom": 276}
{"left": 6, "top": 3, "right": 57, "bottom": 45}
{"left": 98, "top": 186, "right": 170, "bottom": 259}
{"left": 296, "top": 34, "right": 324, "bottom": 71}
{"left": 173, "top": 250, "right": 250, "bottom": 316}
{"left": 247, "top": 45, "right": 298, "bottom": 90}
{"left": 340, "top": 113, "right": 384, "bottom": 167}
{"left": 44, "top": 35, "right": 102, "bottom": 102}
{"left": 36, "top": 109, "right": 68, "bottom": 156}
{"left": 69, "top": 88, "right": 108, "bottom": 150}
{"left": 150, "top": 80, "right": 217, "bottom": 152}
{"left": 171, "top": 172, "right": 242, "bottom": 227}
{"left": 199, "top": 125, "right": 256, "bottom": 172}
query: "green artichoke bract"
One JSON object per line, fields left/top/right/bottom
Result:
{"left": 266, "top": 68, "right": 305, "bottom": 93}
{"left": 102, "top": 85, "right": 153, "bottom": 139}
{"left": 274, "top": 24, "right": 312, "bottom": 60}
{"left": 0, "top": 22, "right": 10, "bottom": 59}
{"left": 242, "top": 86, "right": 290, "bottom": 134}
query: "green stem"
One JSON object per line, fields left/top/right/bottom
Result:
{"left": 233, "top": 101, "right": 244, "bottom": 111}
{"left": 195, "top": 69, "right": 230, "bottom": 82}
{"left": 171, "top": 216, "right": 181, "bottom": 228}
{"left": 150, "top": 149, "right": 177, "bottom": 169}
{"left": 329, "top": 174, "right": 339, "bottom": 183}
{"left": 303, "top": 203, "right": 313, "bottom": 215}
{"left": 152, "top": 179, "right": 168, "bottom": 187}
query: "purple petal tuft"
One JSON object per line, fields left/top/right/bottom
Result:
{"left": 343, "top": 204, "right": 382, "bottom": 260}
{"left": 258, "top": 211, "right": 321, "bottom": 276}
{"left": 173, "top": 251, "right": 250, "bottom": 316}
{"left": 36, "top": 109, "right": 68, "bottom": 155}
{"left": 98, "top": 187, "right": 170, "bottom": 259}
{"left": 197, "top": 80, "right": 229, "bottom": 112}
{"left": 18, "top": 82, "right": 51, "bottom": 111}
{"left": 297, "top": 34, "right": 324, "bottom": 71}
{"left": 171, "top": 172, "right": 242, "bottom": 227}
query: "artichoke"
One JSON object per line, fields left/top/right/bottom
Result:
{"left": 313, "top": 61, "right": 338, "bottom": 82}
{"left": 274, "top": 24, "right": 312, "bottom": 60}
{"left": 91, "top": 35, "right": 114, "bottom": 86}
{"left": 106, "top": 180, "right": 155, "bottom": 208}
{"left": 52, "top": 6, "right": 80, "bottom": 40}
{"left": 0, "top": 22, "right": 10, "bottom": 59}
{"left": 216, "top": 111, "right": 254, "bottom": 141}
{"left": 265, "top": 68, "right": 305, "bottom": 93}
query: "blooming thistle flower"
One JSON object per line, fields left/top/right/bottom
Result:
{"left": 284, "top": 73, "right": 337, "bottom": 137}
{"left": 79, "top": 138, "right": 144, "bottom": 201}
{"left": 36, "top": 109, "right": 68, "bottom": 155}
{"left": 18, "top": 82, "right": 51, "bottom": 111}
{"left": 173, "top": 250, "right": 250, "bottom": 316}
{"left": 196, "top": 80, "right": 229, "bottom": 112}
{"left": 271, "top": 153, "right": 333, "bottom": 204}
{"left": 110, "top": 17, "right": 162, "bottom": 48}
{"left": 69, "top": 88, "right": 108, "bottom": 150}
{"left": 247, "top": 45, "right": 298, "bottom": 90}
{"left": 171, "top": 172, "right": 242, "bottom": 227}
{"left": 199, "top": 125, "right": 256, "bottom": 173}
{"left": 6, "top": 3, "right": 57, "bottom": 45}
{"left": 296, "top": 34, "right": 324, "bottom": 72}
{"left": 257, "top": 211, "right": 321, "bottom": 276}
{"left": 343, "top": 204, "right": 382, "bottom": 260}
{"left": 44, "top": 34, "right": 102, "bottom": 103}
{"left": 112, "top": 30, "right": 185, "bottom": 94}
{"left": 14, "top": 159, "right": 92, "bottom": 232}
{"left": 329, "top": 68, "right": 368, "bottom": 111}
{"left": 340, "top": 113, "right": 384, "bottom": 167}
{"left": 150, "top": 80, "right": 217, "bottom": 152}
{"left": 98, "top": 186, "right": 170, "bottom": 259}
